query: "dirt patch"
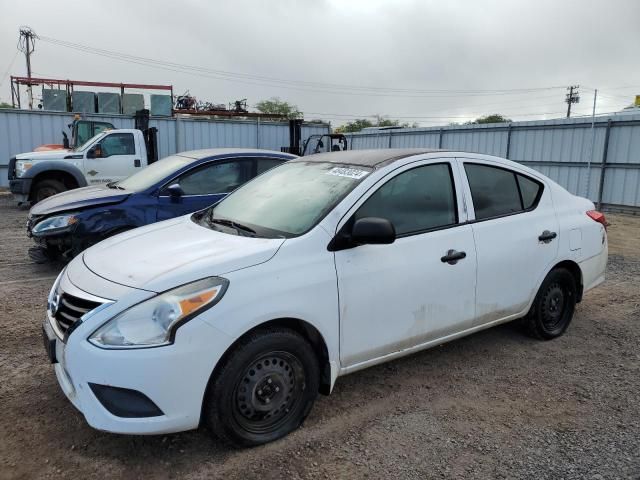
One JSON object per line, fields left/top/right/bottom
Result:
{"left": 0, "top": 196, "right": 638, "bottom": 479}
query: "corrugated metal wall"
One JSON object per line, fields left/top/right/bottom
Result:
{"left": 346, "top": 113, "right": 640, "bottom": 210}
{"left": 0, "top": 109, "right": 329, "bottom": 186}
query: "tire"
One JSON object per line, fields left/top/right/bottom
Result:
{"left": 33, "top": 179, "right": 66, "bottom": 204}
{"left": 204, "top": 327, "right": 320, "bottom": 447}
{"left": 525, "top": 268, "right": 577, "bottom": 340}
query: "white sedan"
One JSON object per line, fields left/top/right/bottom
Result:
{"left": 42, "top": 149, "right": 608, "bottom": 447}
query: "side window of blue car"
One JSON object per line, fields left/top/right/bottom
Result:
{"left": 256, "top": 158, "right": 285, "bottom": 175}
{"left": 178, "top": 160, "right": 253, "bottom": 196}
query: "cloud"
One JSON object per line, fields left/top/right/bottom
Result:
{"left": 0, "top": 0, "right": 638, "bottom": 125}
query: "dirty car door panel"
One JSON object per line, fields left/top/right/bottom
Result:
{"left": 334, "top": 162, "right": 477, "bottom": 367}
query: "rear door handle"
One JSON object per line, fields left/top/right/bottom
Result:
{"left": 441, "top": 249, "right": 466, "bottom": 265}
{"left": 134, "top": 159, "right": 141, "bottom": 167}
{"left": 538, "top": 230, "right": 557, "bottom": 243}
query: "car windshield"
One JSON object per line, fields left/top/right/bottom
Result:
{"left": 116, "top": 155, "right": 193, "bottom": 191}
{"left": 73, "top": 132, "right": 107, "bottom": 152}
{"left": 197, "top": 161, "right": 371, "bottom": 238}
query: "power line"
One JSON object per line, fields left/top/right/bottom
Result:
{"left": 38, "top": 35, "right": 567, "bottom": 98}
{"left": 0, "top": 51, "right": 19, "bottom": 88}
{"left": 302, "top": 111, "right": 566, "bottom": 120}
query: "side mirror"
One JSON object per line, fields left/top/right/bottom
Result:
{"left": 351, "top": 217, "right": 396, "bottom": 245}
{"left": 166, "top": 183, "right": 183, "bottom": 203}
{"left": 86, "top": 147, "right": 96, "bottom": 159}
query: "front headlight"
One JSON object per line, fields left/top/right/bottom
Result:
{"left": 47, "top": 268, "right": 66, "bottom": 313}
{"left": 15, "top": 160, "right": 34, "bottom": 178}
{"left": 32, "top": 214, "right": 78, "bottom": 236}
{"left": 88, "top": 277, "right": 229, "bottom": 349}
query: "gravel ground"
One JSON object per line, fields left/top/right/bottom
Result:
{"left": 0, "top": 192, "right": 638, "bottom": 480}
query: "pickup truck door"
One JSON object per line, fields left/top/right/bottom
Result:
{"left": 156, "top": 158, "right": 256, "bottom": 220}
{"left": 84, "top": 132, "right": 141, "bottom": 185}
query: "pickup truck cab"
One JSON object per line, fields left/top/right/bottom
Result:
{"left": 8, "top": 128, "right": 153, "bottom": 204}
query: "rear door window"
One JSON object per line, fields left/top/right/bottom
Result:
{"left": 464, "top": 163, "right": 542, "bottom": 220}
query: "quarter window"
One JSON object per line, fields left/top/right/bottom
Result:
{"left": 517, "top": 174, "right": 542, "bottom": 209}
{"left": 178, "top": 160, "right": 252, "bottom": 195}
{"left": 354, "top": 163, "right": 457, "bottom": 235}
{"left": 464, "top": 164, "right": 542, "bottom": 220}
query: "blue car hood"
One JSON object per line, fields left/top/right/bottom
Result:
{"left": 30, "top": 185, "right": 130, "bottom": 216}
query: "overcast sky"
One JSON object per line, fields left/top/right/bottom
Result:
{"left": 1, "top": 0, "right": 639, "bottom": 126}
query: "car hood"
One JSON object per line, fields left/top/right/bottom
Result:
{"left": 16, "top": 150, "right": 72, "bottom": 161}
{"left": 30, "top": 185, "right": 130, "bottom": 216}
{"left": 82, "top": 215, "right": 286, "bottom": 292}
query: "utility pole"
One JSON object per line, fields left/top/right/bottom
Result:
{"left": 18, "top": 27, "right": 37, "bottom": 109}
{"left": 565, "top": 85, "right": 580, "bottom": 118}
{"left": 585, "top": 89, "right": 598, "bottom": 199}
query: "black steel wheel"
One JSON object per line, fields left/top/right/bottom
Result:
{"left": 525, "top": 268, "right": 577, "bottom": 340}
{"left": 232, "top": 352, "right": 305, "bottom": 435}
{"left": 204, "top": 327, "right": 319, "bottom": 447}
{"left": 33, "top": 179, "right": 65, "bottom": 204}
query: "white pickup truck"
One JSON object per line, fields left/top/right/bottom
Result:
{"left": 8, "top": 127, "right": 158, "bottom": 204}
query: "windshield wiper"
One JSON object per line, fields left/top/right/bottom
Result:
{"left": 210, "top": 218, "right": 256, "bottom": 236}
{"left": 106, "top": 182, "right": 125, "bottom": 190}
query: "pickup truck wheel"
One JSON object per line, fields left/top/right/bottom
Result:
{"left": 525, "top": 268, "right": 577, "bottom": 340}
{"left": 33, "top": 179, "right": 66, "bottom": 203}
{"left": 204, "top": 327, "right": 319, "bottom": 447}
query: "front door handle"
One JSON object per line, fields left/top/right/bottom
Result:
{"left": 538, "top": 230, "right": 557, "bottom": 243}
{"left": 441, "top": 249, "right": 466, "bottom": 265}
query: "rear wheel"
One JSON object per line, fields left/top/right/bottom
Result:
{"left": 204, "top": 327, "right": 319, "bottom": 447}
{"left": 525, "top": 268, "right": 577, "bottom": 340}
{"left": 32, "top": 179, "right": 66, "bottom": 204}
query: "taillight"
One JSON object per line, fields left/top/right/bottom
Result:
{"left": 587, "top": 210, "right": 607, "bottom": 230}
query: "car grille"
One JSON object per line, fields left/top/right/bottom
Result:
{"left": 53, "top": 292, "right": 103, "bottom": 338}
{"left": 8, "top": 157, "right": 16, "bottom": 180}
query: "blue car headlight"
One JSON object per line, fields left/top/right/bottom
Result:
{"left": 32, "top": 214, "right": 79, "bottom": 236}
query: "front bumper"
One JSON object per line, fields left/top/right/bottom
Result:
{"left": 27, "top": 216, "right": 74, "bottom": 260}
{"left": 43, "top": 271, "right": 234, "bottom": 435}
{"left": 9, "top": 178, "right": 31, "bottom": 203}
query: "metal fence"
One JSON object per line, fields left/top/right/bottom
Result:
{"left": 0, "top": 109, "right": 329, "bottom": 187}
{"left": 346, "top": 113, "right": 640, "bottom": 212}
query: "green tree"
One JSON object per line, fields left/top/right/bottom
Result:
{"left": 467, "top": 114, "right": 511, "bottom": 124}
{"left": 334, "top": 118, "right": 374, "bottom": 133}
{"left": 255, "top": 97, "right": 301, "bottom": 119}
{"left": 0, "top": 102, "right": 13, "bottom": 109}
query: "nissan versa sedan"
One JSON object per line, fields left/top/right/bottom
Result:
{"left": 42, "top": 149, "right": 608, "bottom": 447}
{"left": 27, "top": 148, "right": 295, "bottom": 262}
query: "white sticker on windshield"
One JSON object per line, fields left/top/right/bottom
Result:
{"left": 326, "top": 167, "right": 369, "bottom": 180}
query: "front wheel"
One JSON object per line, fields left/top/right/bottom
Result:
{"left": 204, "top": 327, "right": 319, "bottom": 447}
{"left": 32, "top": 179, "right": 66, "bottom": 204}
{"left": 525, "top": 268, "right": 578, "bottom": 340}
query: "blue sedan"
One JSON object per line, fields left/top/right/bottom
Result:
{"left": 26, "top": 148, "right": 296, "bottom": 262}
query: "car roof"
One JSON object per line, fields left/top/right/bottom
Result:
{"left": 176, "top": 148, "right": 295, "bottom": 161}
{"left": 291, "top": 148, "right": 448, "bottom": 168}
